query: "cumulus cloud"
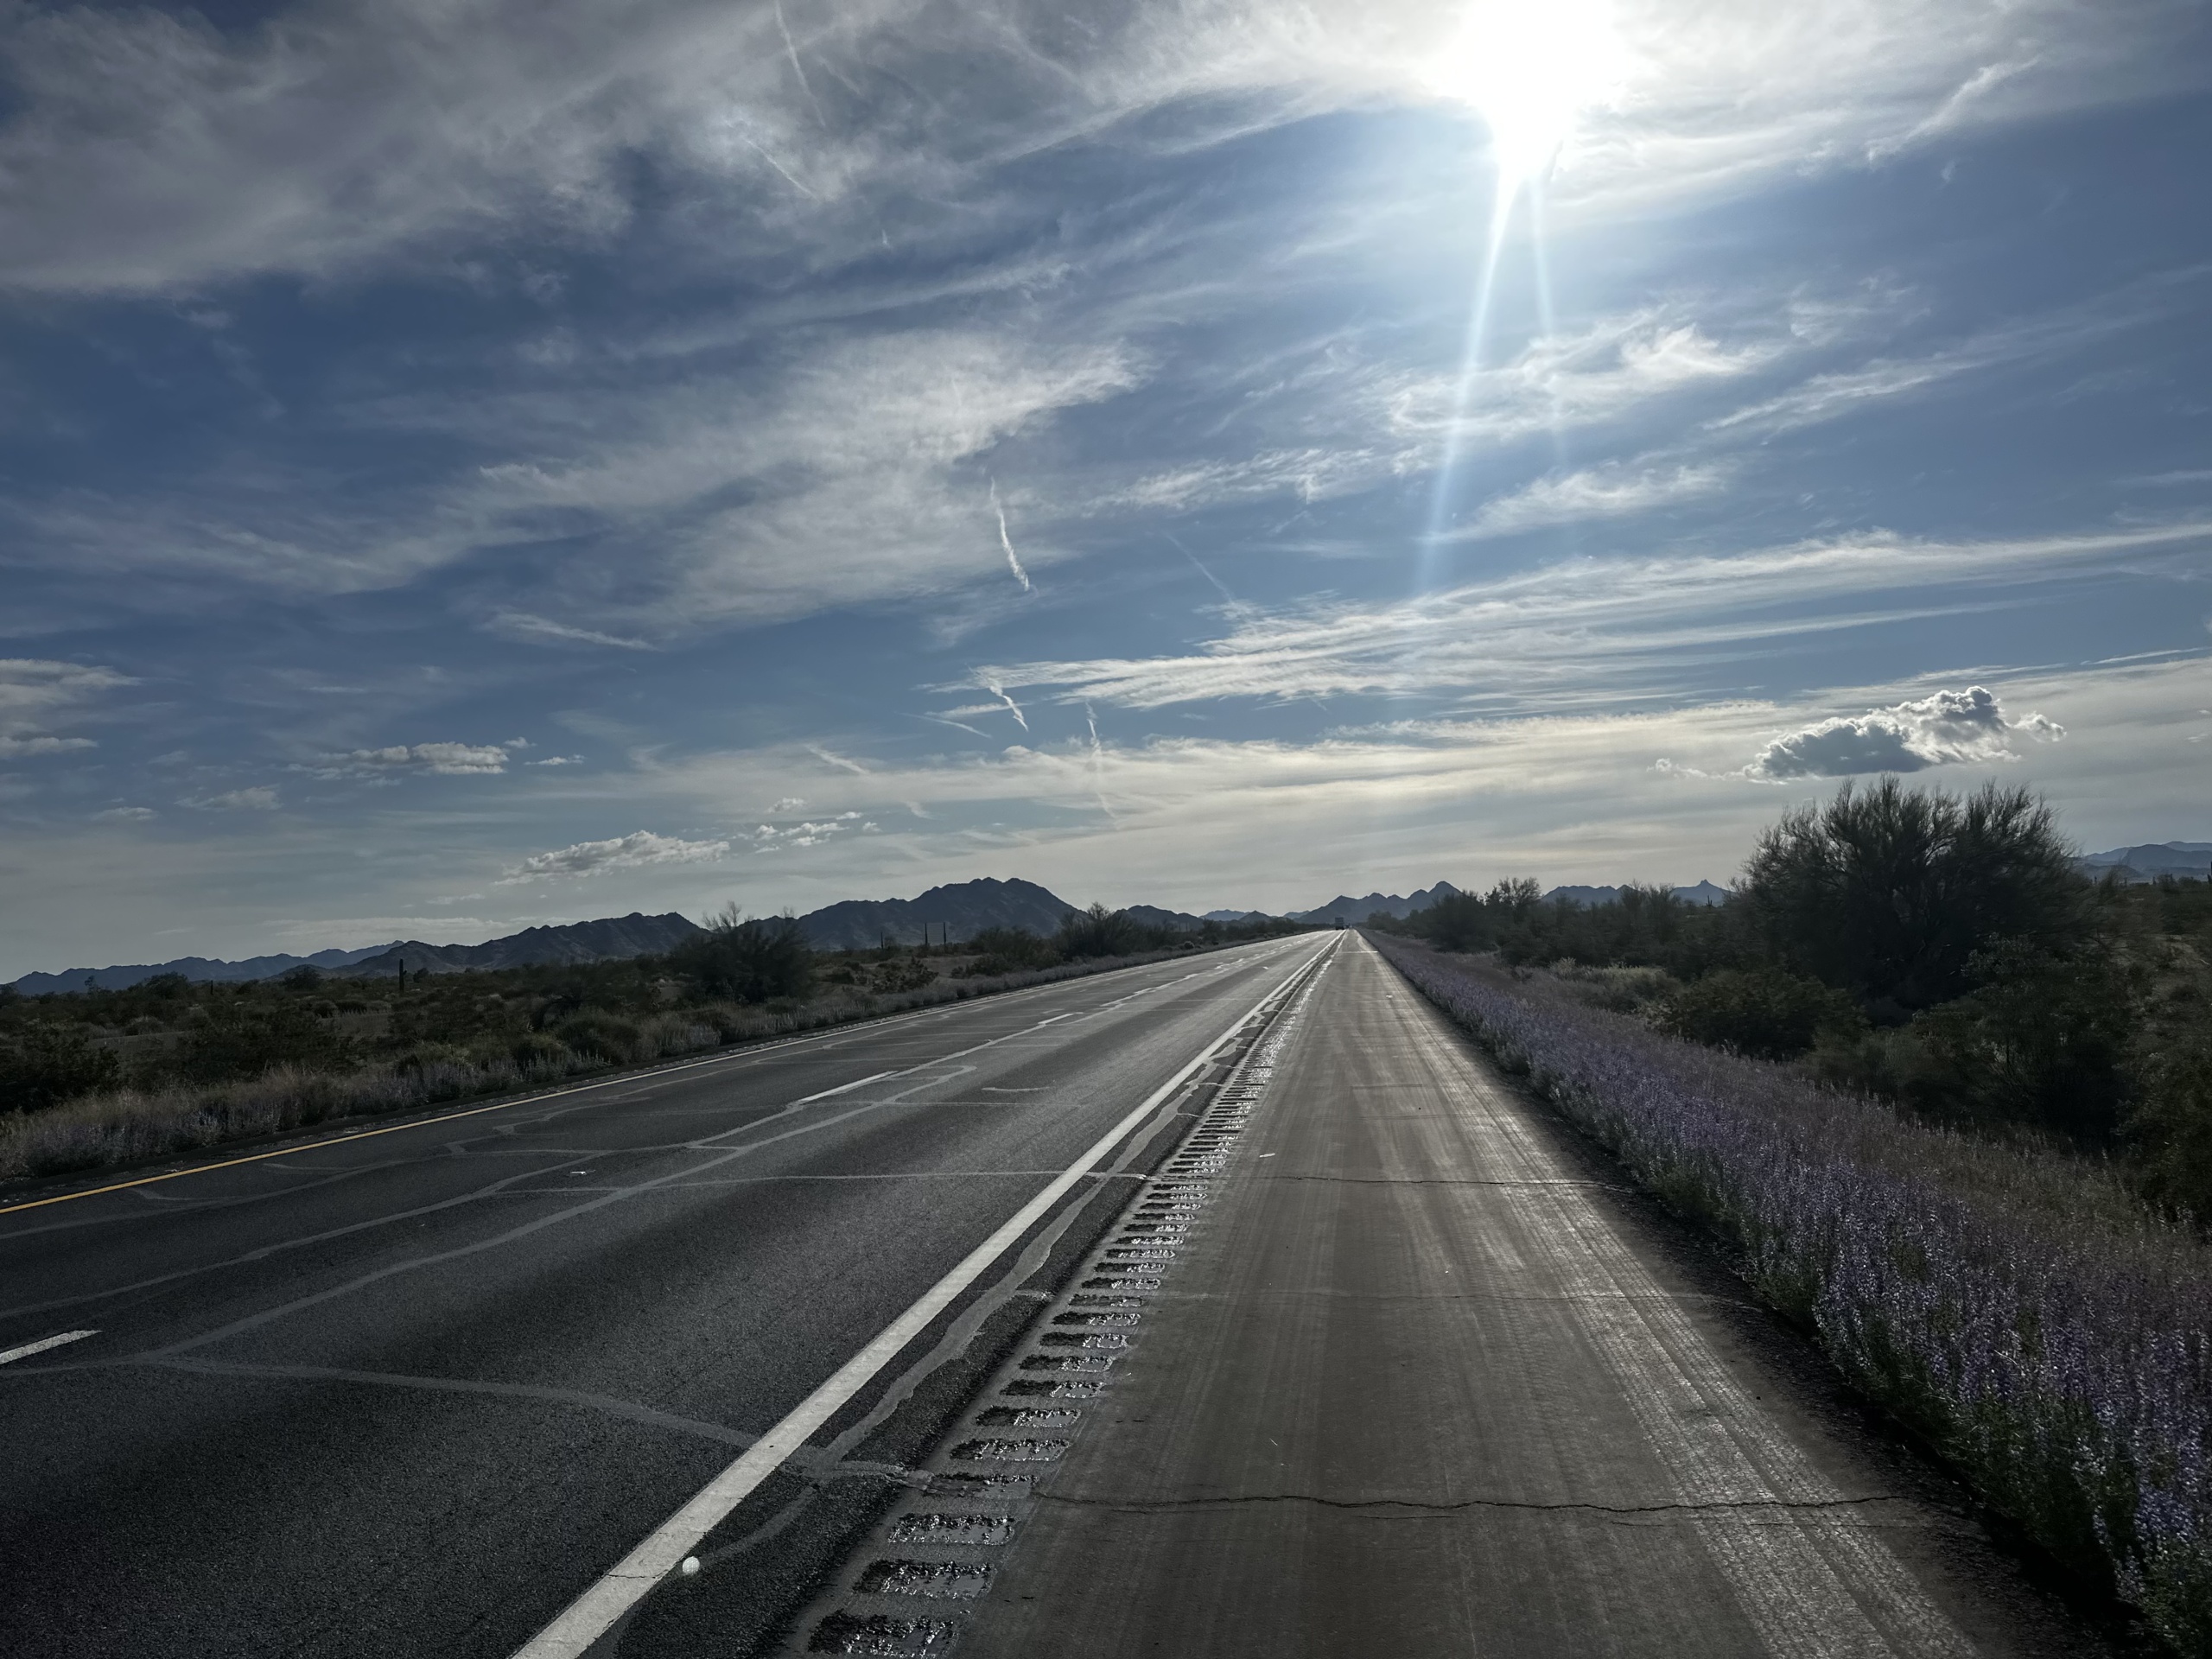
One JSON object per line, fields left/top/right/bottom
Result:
{"left": 502, "top": 830, "right": 730, "bottom": 880}
{"left": 750, "top": 818, "right": 852, "bottom": 849}
{"left": 1748, "top": 685, "right": 2064, "bottom": 779}
{"left": 92, "top": 805, "right": 156, "bottom": 822}
{"left": 186, "top": 786, "right": 281, "bottom": 810}
{"left": 316, "top": 741, "right": 512, "bottom": 778}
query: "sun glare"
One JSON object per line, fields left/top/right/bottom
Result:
{"left": 1425, "top": 0, "right": 1624, "bottom": 194}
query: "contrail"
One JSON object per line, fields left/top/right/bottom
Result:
{"left": 1165, "top": 531, "right": 1238, "bottom": 608}
{"left": 1084, "top": 702, "right": 1119, "bottom": 824}
{"left": 988, "top": 479, "right": 1033, "bottom": 593}
{"left": 773, "top": 0, "right": 826, "bottom": 124}
{"left": 908, "top": 712, "right": 989, "bottom": 739}
{"left": 982, "top": 676, "right": 1029, "bottom": 732}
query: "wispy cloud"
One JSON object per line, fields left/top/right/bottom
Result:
{"left": 502, "top": 830, "right": 729, "bottom": 881}
{"left": 0, "top": 658, "right": 132, "bottom": 758}
{"left": 486, "top": 612, "right": 658, "bottom": 651}
{"left": 1460, "top": 461, "right": 1730, "bottom": 537}
{"left": 313, "top": 741, "right": 513, "bottom": 779}
{"left": 970, "top": 522, "right": 2212, "bottom": 712}
{"left": 185, "top": 786, "right": 280, "bottom": 811}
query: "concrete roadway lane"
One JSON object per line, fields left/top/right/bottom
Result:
{"left": 906, "top": 933, "right": 2112, "bottom": 1658}
{"left": 0, "top": 934, "right": 1327, "bottom": 1659}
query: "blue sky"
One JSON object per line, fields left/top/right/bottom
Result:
{"left": 3, "top": 0, "right": 2210, "bottom": 976}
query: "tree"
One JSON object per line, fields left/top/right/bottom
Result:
{"left": 1055, "top": 904, "right": 1146, "bottom": 959}
{"left": 1740, "top": 779, "right": 2082, "bottom": 1012}
{"left": 671, "top": 907, "right": 815, "bottom": 1003}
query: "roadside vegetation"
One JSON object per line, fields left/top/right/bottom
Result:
{"left": 0, "top": 906, "right": 1305, "bottom": 1182}
{"left": 1370, "top": 778, "right": 2212, "bottom": 1651}
{"left": 1370, "top": 780, "right": 2212, "bottom": 1217}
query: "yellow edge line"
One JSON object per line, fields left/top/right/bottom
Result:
{"left": 0, "top": 939, "right": 1300, "bottom": 1220}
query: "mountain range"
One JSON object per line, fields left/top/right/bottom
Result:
{"left": 348, "top": 913, "right": 703, "bottom": 977}
{"left": 45, "top": 845, "right": 2184, "bottom": 994}
{"left": 9, "top": 942, "right": 399, "bottom": 995}
{"left": 793, "top": 877, "right": 1080, "bottom": 950}
{"left": 2079, "top": 842, "right": 2212, "bottom": 881}
{"left": 1545, "top": 881, "right": 1732, "bottom": 908}
{"left": 1288, "top": 883, "right": 1463, "bottom": 925}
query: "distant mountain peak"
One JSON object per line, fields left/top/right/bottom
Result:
{"left": 795, "top": 876, "right": 1078, "bottom": 950}
{"left": 1288, "top": 881, "right": 1460, "bottom": 925}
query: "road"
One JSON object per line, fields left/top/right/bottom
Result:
{"left": 783, "top": 933, "right": 2114, "bottom": 1658}
{"left": 0, "top": 935, "right": 1327, "bottom": 1659}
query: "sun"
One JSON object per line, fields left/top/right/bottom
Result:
{"left": 1423, "top": 0, "right": 1626, "bottom": 195}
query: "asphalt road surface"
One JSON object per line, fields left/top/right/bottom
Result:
{"left": 0, "top": 935, "right": 1328, "bottom": 1658}
{"left": 785, "top": 933, "right": 2121, "bottom": 1658}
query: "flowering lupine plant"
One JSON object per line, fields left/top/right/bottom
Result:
{"left": 1372, "top": 933, "right": 2212, "bottom": 1654}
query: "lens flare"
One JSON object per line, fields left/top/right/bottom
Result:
{"left": 1414, "top": 0, "right": 1626, "bottom": 579}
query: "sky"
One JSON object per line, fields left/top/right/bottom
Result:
{"left": 3, "top": 0, "right": 2210, "bottom": 976}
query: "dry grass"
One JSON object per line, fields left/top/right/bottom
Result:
{"left": 0, "top": 945, "right": 1212, "bottom": 1184}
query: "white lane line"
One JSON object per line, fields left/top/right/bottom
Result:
{"left": 788, "top": 1071, "right": 895, "bottom": 1105}
{"left": 509, "top": 938, "right": 1334, "bottom": 1659}
{"left": 0, "top": 1329, "right": 98, "bottom": 1366}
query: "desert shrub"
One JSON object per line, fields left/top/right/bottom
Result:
{"left": 1653, "top": 968, "right": 1864, "bottom": 1061}
{"left": 510, "top": 1031, "right": 573, "bottom": 1072}
{"left": 174, "top": 998, "right": 353, "bottom": 1084}
{"left": 869, "top": 957, "right": 938, "bottom": 993}
{"left": 671, "top": 908, "right": 816, "bottom": 1003}
{"left": 963, "top": 926, "right": 1059, "bottom": 975}
{"left": 2130, "top": 1028, "right": 2212, "bottom": 1223}
{"left": 553, "top": 1012, "right": 643, "bottom": 1062}
{"left": 0, "top": 1022, "right": 122, "bottom": 1112}
{"left": 1551, "top": 963, "right": 1678, "bottom": 1014}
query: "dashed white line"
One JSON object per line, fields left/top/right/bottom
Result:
{"left": 0, "top": 1329, "right": 98, "bottom": 1365}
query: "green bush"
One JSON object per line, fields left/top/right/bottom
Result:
{"left": 1905, "top": 939, "right": 2136, "bottom": 1141}
{"left": 1652, "top": 968, "right": 1863, "bottom": 1060}
{"left": 0, "top": 1023, "right": 122, "bottom": 1112}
